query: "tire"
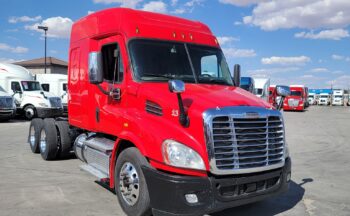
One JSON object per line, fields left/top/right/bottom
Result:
{"left": 28, "top": 118, "right": 43, "bottom": 153}
{"left": 40, "top": 118, "right": 59, "bottom": 160}
{"left": 56, "top": 121, "right": 72, "bottom": 158}
{"left": 115, "top": 147, "right": 152, "bottom": 216}
{"left": 24, "top": 105, "right": 36, "bottom": 120}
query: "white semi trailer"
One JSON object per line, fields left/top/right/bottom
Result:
{"left": 0, "top": 63, "right": 63, "bottom": 119}
{"left": 253, "top": 78, "right": 270, "bottom": 102}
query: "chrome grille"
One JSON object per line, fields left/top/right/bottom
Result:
{"left": 288, "top": 99, "right": 299, "bottom": 107}
{"left": 0, "top": 97, "right": 13, "bottom": 109}
{"left": 204, "top": 106, "right": 285, "bottom": 175}
{"left": 49, "top": 97, "right": 62, "bottom": 108}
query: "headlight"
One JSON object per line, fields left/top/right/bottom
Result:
{"left": 162, "top": 140, "right": 205, "bottom": 170}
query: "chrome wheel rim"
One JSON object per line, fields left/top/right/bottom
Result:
{"left": 29, "top": 126, "right": 35, "bottom": 147}
{"left": 119, "top": 162, "right": 140, "bottom": 206}
{"left": 40, "top": 129, "right": 46, "bottom": 153}
{"left": 25, "top": 108, "right": 34, "bottom": 119}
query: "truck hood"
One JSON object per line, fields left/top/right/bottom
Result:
{"left": 138, "top": 83, "right": 272, "bottom": 113}
{"left": 23, "top": 91, "right": 57, "bottom": 98}
{"left": 0, "top": 91, "right": 11, "bottom": 97}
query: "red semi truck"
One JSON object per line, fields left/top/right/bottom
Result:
{"left": 283, "top": 85, "right": 307, "bottom": 111}
{"left": 27, "top": 8, "right": 291, "bottom": 216}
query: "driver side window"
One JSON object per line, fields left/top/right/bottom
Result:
{"left": 101, "top": 43, "right": 124, "bottom": 83}
{"left": 11, "top": 81, "right": 21, "bottom": 92}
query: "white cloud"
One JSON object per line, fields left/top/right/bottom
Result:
{"left": 88, "top": 11, "right": 95, "bottom": 15}
{"left": 142, "top": 1, "right": 167, "bottom": 13}
{"left": 261, "top": 56, "right": 311, "bottom": 65}
{"left": 25, "top": 16, "right": 73, "bottom": 39}
{"left": 301, "top": 74, "right": 314, "bottom": 79}
{"left": 93, "top": 0, "right": 141, "bottom": 8}
{"left": 222, "top": 48, "right": 256, "bottom": 58}
{"left": 172, "top": 0, "right": 203, "bottom": 14}
{"left": 327, "top": 75, "right": 350, "bottom": 89}
{"left": 234, "top": 21, "right": 243, "bottom": 25}
{"left": 0, "top": 43, "right": 28, "bottom": 53}
{"left": 248, "top": 67, "right": 299, "bottom": 76}
{"left": 8, "top": 15, "right": 42, "bottom": 24}
{"left": 295, "top": 29, "right": 349, "bottom": 40}
{"left": 332, "top": 54, "right": 350, "bottom": 61}
{"left": 242, "top": 0, "right": 350, "bottom": 31}
{"left": 309, "top": 68, "right": 329, "bottom": 73}
{"left": 216, "top": 36, "right": 239, "bottom": 46}
{"left": 171, "top": 0, "right": 178, "bottom": 6}
{"left": 0, "top": 58, "right": 25, "bottom": 63}
{"left": 219, "top": 0, "right": 265, "bottom": 7}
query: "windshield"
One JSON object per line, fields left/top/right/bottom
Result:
{"left": 255, "top": 88, "right": 263, "bottom": 95}
{"left": 334, "top": 95, "right": 342, "bottom": 98}
{"left": 320, "top": 95, "right": 328, "bottom": 98}
{"left": 308, "top": 95, "right": 314, "bottom": 98}
{"left": 129, "top": 39, "right": 233, "bottom": 86}
{"left": 290, "top": 91, "right": 302, "bottom": 96}
{"left": 21, "top": 81, "right": 41, "bottom": 91}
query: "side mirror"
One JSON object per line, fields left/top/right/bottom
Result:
{"left": 88, "top": 52, "right": 103, "bottom": 84}
{"left": 276, "top": 85, "right": 291, "bottom": 97}
{"left": 168, "top": 80, "right": 185, "bottom": 93}
{"left": 233, "top": 64, "right": 241, "bottom": 87}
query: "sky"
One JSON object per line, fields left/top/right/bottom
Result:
{"left": 1, "top": 0, "right": 350, "bottom": 89}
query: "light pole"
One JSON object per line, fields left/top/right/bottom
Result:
{"left": 37, "top": 26, "right": 48, "bottom": 74}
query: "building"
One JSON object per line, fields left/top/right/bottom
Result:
{"left": 15, "top": 57, "right": 68, "bottom": 75}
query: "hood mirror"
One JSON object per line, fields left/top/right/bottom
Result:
{"left": 168, "top": 80, "right": 185, "bottom": 93}
{"left": 276, "top": 85, "right": 290, "bottom": 97}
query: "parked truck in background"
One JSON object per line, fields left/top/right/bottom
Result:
{"left": 332, "top": 89, "right": 344, "bottom": 106}
{"left": 253, "top": 78, "right": 270, "bottom": 102}
{"left": 308, "top": 92, "right": 317, "bottom": 105}
{"left": 283, "top": 85, "right": 307, "bottom": 111}
{"left": 27, "top": 8, "right": 291, "bottom": 216}
{"left": 240, "top": 76, "right": 255, "bottom": 93}
{"left": 0, "top": 85, "right": 16, "bottom": 121}
{"left": 36, "top": 74, "right": 68, "bottom": 112}
{"left": 0, "top": 63, "right": 63, "bottom": 119}
{"left": 318, "top": 92, "right": 331, "bottom": 105}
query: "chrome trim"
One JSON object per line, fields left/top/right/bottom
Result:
{"left": 203, "top": 106, "right": 285, "bottom": 175}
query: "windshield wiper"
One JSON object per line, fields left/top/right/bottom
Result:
{"left": 141, "top": 73, "right": 176, "bottom": 80}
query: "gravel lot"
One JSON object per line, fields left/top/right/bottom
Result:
{"left": 0, "top": 106, "right": 349, "bottom": 216}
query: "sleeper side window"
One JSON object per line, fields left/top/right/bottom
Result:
{"left": 41, "top": 83, "right": 50, "bottom": 92}
{"left": 101, "top": 43, "right": 124, "bottom": 83}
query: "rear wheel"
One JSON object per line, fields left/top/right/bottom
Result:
{"left": 40, "top": 118, "right": 59, "bottom": 160}
{"left": 115, "top": 147, "right": 152, "bottom": 216}
{"left": 28, "top": 118, "right": 43, "bottom": 153}
{"left": 24, "top": 105, "right": 36, "bottom": 120}
{"left": 56, "top": 121, "right": 72, "bottom": 158}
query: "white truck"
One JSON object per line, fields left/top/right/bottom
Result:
{"left": 253, "top": 78, "right": 270, "bottom": 102}
{"left": 0, "top": 63, "right": 63, "bottom": 119}
{"left": 36, "top": 74, "right": 68, "bottom": 112}
{"left": 0, "top": 85, "right": 16, "bottom": 121}
{"left": 332, "top": 90, "right": 344, "bottom": 106}
{"left": 318, "top": 93, "right": 331, "bottom": 106}
{"left": 308, "top": 92, "right": 317, "bottom": 105}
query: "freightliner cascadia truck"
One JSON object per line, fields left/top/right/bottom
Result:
{"left": 27, "top": 8, "right": 291, "bottom": 216}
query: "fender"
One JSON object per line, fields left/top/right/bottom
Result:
{"left": 109, "top": 130, "right": 148, "bottom": 189}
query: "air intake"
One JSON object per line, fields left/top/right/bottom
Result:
{"left": 145, "top": 100, "right": 163, "bottom": 116}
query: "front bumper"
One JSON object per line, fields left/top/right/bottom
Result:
{"left": 143, "top": 158, "right": 291, "bottom": 216}
{"left": 36, "top": 108, "right": 63, "bottom": 118}
{"left": 0, "top": 109, "right": 15, "bottom": 119}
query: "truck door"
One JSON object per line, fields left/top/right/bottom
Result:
{"left": 91, "top": 35, "right": 127, "bottom": 135}
{"left": 10, "top": 81, "right": 22, "bottom": 106}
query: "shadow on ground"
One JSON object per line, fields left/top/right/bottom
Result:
{"left": 212, "top": 178, "right": 313, "bottom": 216}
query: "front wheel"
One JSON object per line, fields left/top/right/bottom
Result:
{"left": 115, "top": 147, "right": 152, "bottom": 216}
{"left": 24, "top": 105, "right": 36, "bottom": 120}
